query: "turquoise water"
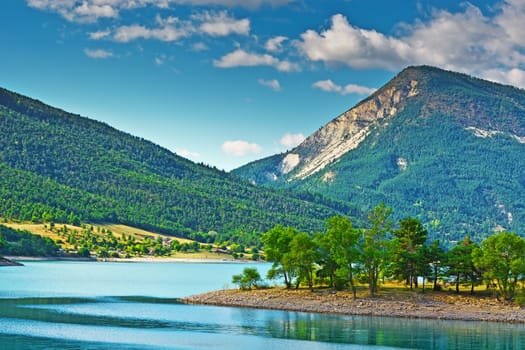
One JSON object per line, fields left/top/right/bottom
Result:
{"left": 1, "top": 261, "right": 524, "bottom": 349}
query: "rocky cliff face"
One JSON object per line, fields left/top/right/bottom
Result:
{"left": 279, "top": 72, "right": 420, "bottom": 180}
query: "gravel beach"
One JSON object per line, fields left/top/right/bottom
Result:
{"left": 180, "top": 288, "right": 525, "bottom": 323}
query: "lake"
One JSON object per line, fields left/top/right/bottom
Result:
{"left": 1, "top": 261, "right": 524, "bottom": 349}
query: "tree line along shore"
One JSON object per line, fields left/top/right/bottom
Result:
{"left": 243, "top": 204, "right": 525, "bottom": 305}
{"left": 0, "top": 222, "right": 261, "bottom": 261}
{"left": 183, "top": 204, "right": 525, "bottom": 324}
{"left": 3, "top": 202, "right": 525, "bottom": 312}
{"left": 218, "top": 204, "right": 525, "bottom": 318}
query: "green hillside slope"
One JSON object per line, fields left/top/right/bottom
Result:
{"left": 234, "top": 66, "right": 525, "bottom": 244}
{"left": 0, "top": 87, "right": 354, "bottom": 243}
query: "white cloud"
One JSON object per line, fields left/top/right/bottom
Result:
{"left": 84, "top": 48, "right": 113, "bottom": 59}
{"left": 482, "top": 68, "right": 525, "bottom": 88}
{"left": 312, "top": 79, "right": 376, "bottom": 96}
{"left": 342, "top": 84, "right": 376, "bottom": 95}
{"left": 89, "top": 30, "right": 111, "bottom": 40}
{"left": 28, "top": 0, "right": 118, "bottom": 23}
{"left": 213, "top": 49, "right": 299, "bottom": 72}
{"left": 27, "top": 0, "right": 294, "bottom": 23}
{"left": 75, "top": 2, "right": 118, "bottom": 21}
{"left": 297, "top": 14, "right": 409, "bottom": 70}
{"left": 88, "top": 12, "right": 249, "bottom": 44}
{"left": 191, "top": 42, "right": 209, "bottom": 51}
{"left": 177, "top": 148, "right": 201, "bottom": 159}
{"left": 312, "top": 80, "right": 341, "bottom": 93}
{"left": 280, "top": 132, "right": 305, "bottom": 148}
{"left": 265, "top": 36, "right": 287, "bottom": 52}
{"left": 221, "top": 140, "right": 262, "bottom": 156}
{"left": 258, "top": 78, "right": 281, "bottom": 91}
{"left": 113, "top": 23, "right": 189, "bottom": 42}
{"left": 173, "top": 0, "right": 293, "bottom": 7}
{"left": 296, "top": 3, "right": 525, "bottom": 88}
{"left": 193, "top": 11, "right": 250, "bottom": 37}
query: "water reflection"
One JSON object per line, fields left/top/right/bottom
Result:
{"left": 1, "top": 262, "right": 524, "bottom": 350}
{"left": 262, "top": 309, "right": 525, "bottom": 349}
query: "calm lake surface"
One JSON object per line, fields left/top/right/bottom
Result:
{"left": 1, "top": 261, "right": 524, "bottom": 349}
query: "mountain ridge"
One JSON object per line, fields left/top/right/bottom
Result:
{"left": 233, "top": 66, "right": 525, "bottom": 243}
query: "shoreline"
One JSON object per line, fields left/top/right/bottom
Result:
{"left": 0, "top": 257, "right": 24, "bottom": 266}
{"left": 180, "top": 288, "right": 525, "bottom": 324}
{"left": 5, "top": 256, "right": 261, "bottom": 264}
{"left": 103, "top": 257, "right": 260, "bottom": 264}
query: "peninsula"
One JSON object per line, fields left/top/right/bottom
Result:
{"left": 180, "top": 288, "right": 525, "bottom": 324}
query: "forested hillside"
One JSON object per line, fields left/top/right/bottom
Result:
{"left": 234, "top": 66, "right": 525, "bottom": 244}
{"left": 0, "top": 87, "right": 355, "bottom": 243}
{"left": 0, "top": 225, "right": 59, "bottom": 257}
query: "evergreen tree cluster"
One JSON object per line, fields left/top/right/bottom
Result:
{"left": 0, "top": 225, "right": 59, "bottom": 257}
{"left": 261, "top": 204, "right": 525, "bottom": 303}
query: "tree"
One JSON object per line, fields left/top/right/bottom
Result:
{"left": 473, "top": 232, "right": 525, "bottom": 302}
{"left": 77, "top": 246, "right": 91, "bottom": 257}
{"left": 426, "top": 240, "right": 446, "bottom": 291}
{"left": 232, "top": 267, "right": 262, "bottom": 290}
{"left": 318, "top": 215, "right": 361, "bottom": 297}
{"left": 261, "top": 225, "right": 296, "bottom": 289}
{"left": 288, "top": 232, "right": 318, "bottom": 290}
{"left": 446, "top": 235, "right": 481, "bottom": 294}
{"left": 361, "top": 203, "right": 392, "bottom": 297}
{"left": 390, "top": 217, "right": 427, "bottom": 289}
{"left": 414, "top": 243, "right": 436, "bottom": 292}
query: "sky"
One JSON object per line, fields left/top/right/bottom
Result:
{"left": 2, "top": 0, "right": 525, "bottom": 171}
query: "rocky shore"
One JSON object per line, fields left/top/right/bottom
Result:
{"left": 0, "top": 257, "right": 23, "bottom": 266}
{"left": 180, "top": 288, "right": 525, "bottom": 323}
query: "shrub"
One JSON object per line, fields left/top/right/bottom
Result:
{"left": 232, "top": 267, "right": 262, "bottom": 290}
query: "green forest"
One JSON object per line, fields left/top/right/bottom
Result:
{"left": 0, "top": 87, "right": 356, "bottom": 245}
{"left": 0, "top": 225, "right": 59, "bottom": 257}
{"left": 234, "top": 66, "right": 525, "bottom": 244}
{"left": 254, "top": 204, "right": 525, "bottom": 304}
{"left": 3, "top": 66, "right": 525, "bottom": 258}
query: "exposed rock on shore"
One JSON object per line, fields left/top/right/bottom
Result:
{"left": 0, "top": 257, "right": 23, "bottom": 266}
{"left": 180, "top": 288, "right": 525, "bottom": 323}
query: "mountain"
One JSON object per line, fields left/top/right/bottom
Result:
{"left": 0, "top": 87, "right": 355, "bottom": 244}
{"left": 233, "top": 66, "right": 525, "bottom": 244}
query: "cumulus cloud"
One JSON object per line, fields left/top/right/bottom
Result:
{"left": 193, "top": 11, "right": 250, "bottom": 36}
{"left": 312, "top": 79, "right": 376, "bottom": 96}
{"left": 482, "top": 68, "right": 525, "bottom": 88}
{"left": 89, "top": 30, "right": 111, "bottom": 40}
{"left": 28, "top": 0, "right": 118, "bottom": 23}
{"left": 87, "top": 12, "right": 248, "bottom": 43}
{"left": 296, "top": 2, "right": 525, "bottom": 88}
{"left": 265, "top": 36, "right": 287, "bottom": 52}
{"left": 280, "top": 132, "right": 305, "bottom": 148}
{"left": 113, "top": 22, "right": 189, "bottom": 42}
{"left": 258, "top": 79, "right": 281, "bottom": 91}
{"left": 297, "top": 14, "right": 409, "bottom": 70}
{"left": 177, "top": 148, "right": 201, "bottom": 159}
{"left": 84, "top": 48, "right": 113, "bottom": 59}
{"left": 221, "top": 140, "right": 262, "bottom": 156}
{"left": 27, "top": 0, "right": 293, "bottom": 23}
{"left": 213, "top": 49, "right": 299, "bottom": 72}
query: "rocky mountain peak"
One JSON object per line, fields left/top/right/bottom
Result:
{"left": 283, "top": 67, "right": 422, "bottom": 180}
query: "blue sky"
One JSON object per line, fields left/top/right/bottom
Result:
{"left": 2, "top": 0, "right": 524, "bottom": 170}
